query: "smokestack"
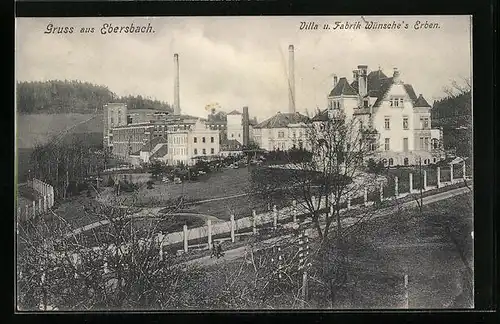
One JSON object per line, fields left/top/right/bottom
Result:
{"left": 242, "top": 106, "right": 250, "bottom": 147}
{"left": 393, "top": 67, "right": 401, "bottom": 84}
{"left": 174, "top": 53, "right": 180, "bottom": 115}
{"left": 288, "top": 45, "right": 296, "bottom": 114}
{"left": 333, "top": 74, "right": 338, "bottom": 87}
{"left": 358, "top": 65, "right": 368, "bottom": 97}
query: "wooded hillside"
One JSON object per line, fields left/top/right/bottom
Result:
{"left": 17, "top": 80, "right": 174, "bottom": 114}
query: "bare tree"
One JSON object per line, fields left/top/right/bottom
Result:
{"left": 250, "top": 111, "right": 384, "bottom": 306}
{"left": 16, "top": 193, "right": 210, "bottom": 310}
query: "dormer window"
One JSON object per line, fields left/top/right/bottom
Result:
{"left": 363, "top": 99, "right": 369, "bottom": 108}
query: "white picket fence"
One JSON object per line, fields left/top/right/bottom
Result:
{"left": 17, "top": 178, "right": 55, "bottom": 222}
{"left": 158, "top": 163, "right": 470, "bottom": 254}
{"left": 42, "top": 163, "right": 472, "bottom": 272}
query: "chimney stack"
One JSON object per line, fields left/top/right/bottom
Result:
{"left": 174, "top": 53, "right": 180, "bottom": 115}
{"left": 393, "top": 67, "right": 401, "bottom": 84}
{"left": 242, "top": 106, "right": 250, "bottom": 147}
{"left": 288, "top": 45, "right": 296, "bottom": 114}
{"left": 333, "top": 74, "right": 338, "bottom": 87}
{"left": 358, "top": 65, "right": 368, "bottom": 97}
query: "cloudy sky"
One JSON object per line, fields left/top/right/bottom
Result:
{"left": 16, "top": 16, "right": 471, "bottom": 121}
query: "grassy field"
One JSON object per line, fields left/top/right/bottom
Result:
{"left": 16, "top": 113, "right": 102, "bottom": 149}
{"left": 210, "top": 193, "right": 473, "bottom": 309}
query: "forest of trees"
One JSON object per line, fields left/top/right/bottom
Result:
{"left": 17, "top": 80, "right": 174, "bottom": 114}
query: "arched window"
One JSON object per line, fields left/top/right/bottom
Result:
{"left": 404, "top": 157, "right": 409, "bottom": 166}
{"left": 388, "top": 158, "right": 394, "bottom": 166}
{"left": 382, "top": 158, "right": 388, "bottom": 166}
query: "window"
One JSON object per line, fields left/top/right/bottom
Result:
{"left": 389, "top": 158, "right": 394, "bottom": 166}
{"left": 433, "top": 157, "right": 437, "bottom": 163}
{"left": 194, "top": 148, "right": 197, "bottom": 155}
{"left": 404, "top": 157, "right": 409, "bottom": 166}
{"left": 238, "top": 133, "right": 241, "bottom": 138}
{"left": 420, "top": 137, "right": 424, "bottom": 149}
{"left": 202, "top": 148, "right": 206, "bottom": 155}
{"left": 202, "top": 137, "right": 206, "bottom": 143}
{"left": 211, "top": 137, "right": 214, "bottom": 143}
{"left": 403, "top": 138, "right": 409, "bottom": 152}
{"left": 211, "top": 148, "right": 215, "bottom": 154}
{"left": 403, "top": 117, "right": 409, "bottom": 130}
{"left": 384, "top": 138, "right": 390, "bottom": 151}
{"left": 382, "top": 158, "right": 388, "bottom": 166}
{"left": 231, "top": 133, "right": 234, "bottom": 138}
{"left": 278, "top": 131, "right": 285, "bottom": 138}
{"left": 424, "top": 137, "right": 429, "bottom": 150}
{"left": 111, "top": 117, "right": 114, "bottom": 125}
{"left": 431, "top": 138, "right": 439, "bottom": 149}
{"left": 423, "top": 118, "right": 429, "bottom": 129}
{"left": 194, "top": 137, "right": 197, "bottom": 143}
{"left": 399, "top": 98, "right": 404, "bottom": 106}
{"left": 370, "top": 143, "right": 377, "bottom": 151}
{"left": 384, "top": 118, "right": 390, "bottom": 130}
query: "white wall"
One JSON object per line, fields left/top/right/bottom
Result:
{"left": 373, "top": 84, "right": 415, "bottom": 153}
{"left": 227, "top": 114, "right": 243, "bottom": 144}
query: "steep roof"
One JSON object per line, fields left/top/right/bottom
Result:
{"left": 413, "top": 94, "right": 431, "bottom": 107}
{"left": 150, "top": 144, "right": 169, "bottom": 159}
{"left": 329, "top": 77, "right": 358, "bottom": 96}
{"left": 132, "top": 136, "right": 167, "bottom": 154}
{"left": 254, "top": 112, "right": 310, "bottom": 129}
{"left": 220, "top": 139, "right": 242, "bottom": 151}
{"left": 311, "top": 109, "right": 330, "bottom": 122}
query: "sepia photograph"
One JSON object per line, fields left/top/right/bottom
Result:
{"left": 15, "top": 15, "right": 473, "bottom": 311}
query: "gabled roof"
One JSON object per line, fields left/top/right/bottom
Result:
{"left": 227, "top": 110, "right": 242, "bottom": 115}
{"left": 150, "top": 144, "right": 169, "bottom": 159}
{"left": 329, "top": 77, "right": 358, "bottom": 96}
{"left": 413, "top": 94, "right": 431, "bottom": 107}
{"left": 254, "top": 112, "right": 310, "bottom": 129}
{"left": 132, "top": 136, "right": 167, "bottom": 154}
{"left": 311, "top": 109, "right": 330, "bottom": 122}
{"left": 220, "top": 139, "right": 242, "bottom": 151}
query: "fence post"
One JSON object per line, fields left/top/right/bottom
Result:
{"left": 347, "top": 194, "right": 351, "bottom": 210}
{"left": 38, "top": 198, "right": 42, "bottom": 214}
{"left": 363, "top": 187, "right": 368, "bottom": 206}
{"left": 25, "top": 205, "right": 29, "bottom": 220}
{"left": 436, "top": 167, "right": 441, "bottom": 188}
{"left": 32, "top": 201, "right": 36, "bottom": 218}
{"left": 158, "top": 233, "right": 164, "bottom": 261}
{"left": 252, "top": 210, "right": 257, "bottom": 235}
{"left": 462, "top": 162, "right": 466, "bottom": 180}
{"left": 394, "top": 176, "right": 399, "bottom": 197}
{"left": 273, "top": 205, "right": 278, "bottom": 229}
{"left": 404, "top": 274, "right": 409, "bottom": 308}
{"left": 450, "top": 163, "right": 454, "bottom": 183}
{"left": 409, "top": 173, "right": 413, "bottom": 193}
{"left": 183, "top": 225, "right": 188, "bottom": 253}
{"left": 311, "top": 195, "right": 316, "bottom": 209}
{"left": 230, "top": 214, "right": 235, "bottom": 243}
{"left": 207, "top": 219, "right": 212, "bottom": 250}
{"left": 292, "top": 200, "right": 297, "bottom": 223}
{"left": 423, "top": 170, "right": 428, "bottom": 191}
{"left": 379, "top": 182, "right": 384, "bottom": 202}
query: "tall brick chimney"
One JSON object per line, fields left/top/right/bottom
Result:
{"left": 393, "top": 67, "right": 401, "bottom": 84}
{"left": 358, "top": 65, "right": 368, "bottom": 97}
{"left": 242, "top": 106, "right": 250, "bottom": 147}
{"left": 288, "top": 45, "right": 296, "bottom": 114}
{"left": 174, "top": 53, "right": 180, "bottom": 115}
